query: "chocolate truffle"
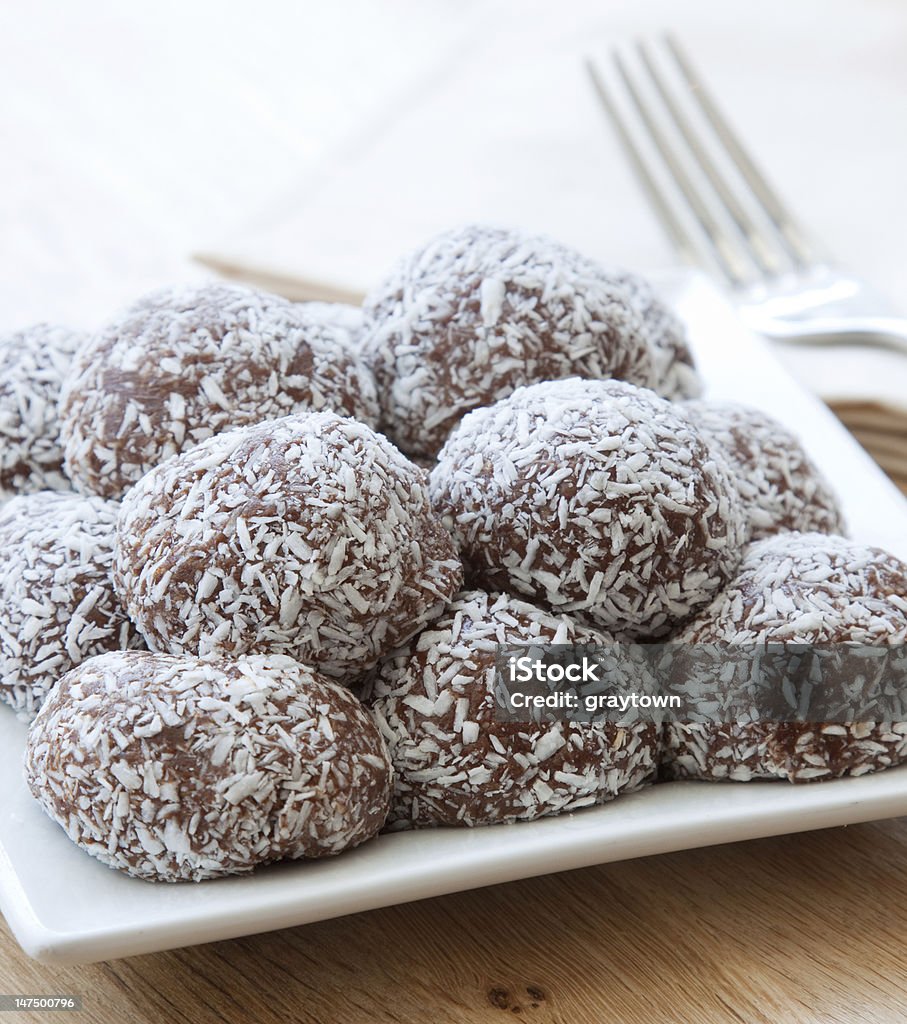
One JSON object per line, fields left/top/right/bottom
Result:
{"left": 298, "top": 301, "right": 365, "bottom": 349}
{"left": 664, "top": 532, "right": 907, "bottom": 782}
{"left": 611, "top": 270, "right": 702, "bottom": 401}
{"left": 430, "top": 378, "right": 746, "bottom": 639}
{"left": 371, "top": 590, "right": 657, "bottom": 828}
{"left": 682, "top": 400, "right": 844, "bottom": 540}
{"left": 25, "top": 650, "right": 393, "bottom": 881}
{"left": 114, "top": 411, "right": 463, "bottom": 677}
{"left": 60, "top": 283, "right": 380, "bottom": 498}
{"left": 0, "top": 491, "right": 142, "bottom": 717}
{"left": 361, "top": 225, "right": 658, "bottom": 457}
{"left": 0, "top": 323, "right": 83, "bottom": 499}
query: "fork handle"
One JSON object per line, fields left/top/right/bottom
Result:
{"left": 767, "top": 316, "right": 907, "bottom": 357}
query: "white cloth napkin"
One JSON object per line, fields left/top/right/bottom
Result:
{"left": 196, "top": 0, "right": 907, "bottom": 483}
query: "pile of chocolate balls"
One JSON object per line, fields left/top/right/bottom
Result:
{"left": 1, "top": 225, "right": 904, "bottom": 883}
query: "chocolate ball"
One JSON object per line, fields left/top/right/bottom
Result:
{"left": 665, "top": 532, "right": 907, "bottom": 782}
{"left": 361, "top": 225, "right": 658, "bottom": 457}
{"left": 611, "top": 270, "right": 702, "bottom": 401}
{"left": 61, "top": 283, "right": 379, "bottom": 498}
{"left": 371, "top": 590, "right": 657, "bottom": 827}
{"left": 25, "top": 650, "right": 393, "bottom": 881}
{"left": 682, "top": 400, "right": 844, "bottom": 540}
{"left": 430, "top": 378, "right": 746, "bottom": 639}
{"left": 114, "top": 411, "right": 463, "bottom": 677}
{"left": 0, "top": 491, "right": 142, "bottom": 717}
{"left": 0, "top": 323, "right": 83, "bottom": 499}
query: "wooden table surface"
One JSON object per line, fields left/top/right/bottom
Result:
{"left": 3, "top": 815, "right": 907, "bottom": 1023}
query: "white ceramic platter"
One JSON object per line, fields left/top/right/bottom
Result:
{"left": 3, "top": 270, "right": 907, "bottom": 965}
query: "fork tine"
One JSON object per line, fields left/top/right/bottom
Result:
{"left": 607, "top": 49, "right": 756, "bottom": 288}
{"left": 584, "top": 58, "right": 712, "bottom": 274}
{"left": 663, "top": 34, "right": 820, "bottom": 268}
{"left": 636, "top": 40, "right": 784, "bottom": 276}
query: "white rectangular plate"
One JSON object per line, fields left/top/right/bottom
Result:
{"left": 3, "top": 270, "right": 907, "bottom": 965}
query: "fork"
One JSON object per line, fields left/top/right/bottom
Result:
{"left": 585, "top": 36, "right": 907, "bottom": 356}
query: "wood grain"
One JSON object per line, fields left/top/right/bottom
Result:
{"left": 3, "top": 817, "right": 907, "bottom": 1023}
{"left": 829, "top": 405, "right": 907, "bottom": 496}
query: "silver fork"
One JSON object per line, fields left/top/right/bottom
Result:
{"left": 585, "top": 36, "right": 907, "bottom": 355}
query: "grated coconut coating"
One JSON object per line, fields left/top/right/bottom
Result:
{"left": 665, "top": 531, "right": 907, "bottom": 782}
{"left": 682, "top": 400, "right": 844, "bottom": 541}
{"left": 371, "top": 590, "right": 657, "bottom": 828}
{"left": 114, "top": 411, "right": 463, "bottom": 677}
{"left": 0, "top": 491, "right": 143, "bottom": 718}
{"left": 0, "top": 323, "right": 84, "bottom": 500}
{"left": 360, "top": 225, "right": 658, "bottom": 458}
{"left": 25, "top": 650, "right": 393, "bottom": 881}
{"left": 430, "top": 378, "right": 746, "bottom": 639}
{"left": 60, "top": 283, "right": 380, "bottom": 499}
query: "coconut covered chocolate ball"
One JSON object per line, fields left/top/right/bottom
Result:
{"left": 361, "top": 225, "right": 658, "bottom": 458}
{"left": 682, "top": 400, "right": 844, "bottom": 541}
{"left": 60, "top": 283, "right": 380, "bottom": 499}
{"left": 0, "top": 491, "right": 142, "bottom": 717}
{"left": 664, "top": 532, "right": 907, "bottom": 782}
{"left": 114, "top": 411, "right": 463, "bottom": 677}
{"left": 0, "top": 323, "right": 83, "bottom": 499}
{"left": 299, "top": 301, "right": 365, "bottom": 348}
{"left": 430, "top": 378, "right": 746, "bottom": 639}
{"left": 611, "top": 271, "right": 702, "bottom": 401}
{"left": 371, "top": 590, "right": 657, "bottom": 828}
{"left": 25, "top": 650, "right": 393, "bottom": 881}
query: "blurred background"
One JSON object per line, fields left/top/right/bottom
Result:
{"left": 2, "top": 0, "right": 906, "bottom": 483}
